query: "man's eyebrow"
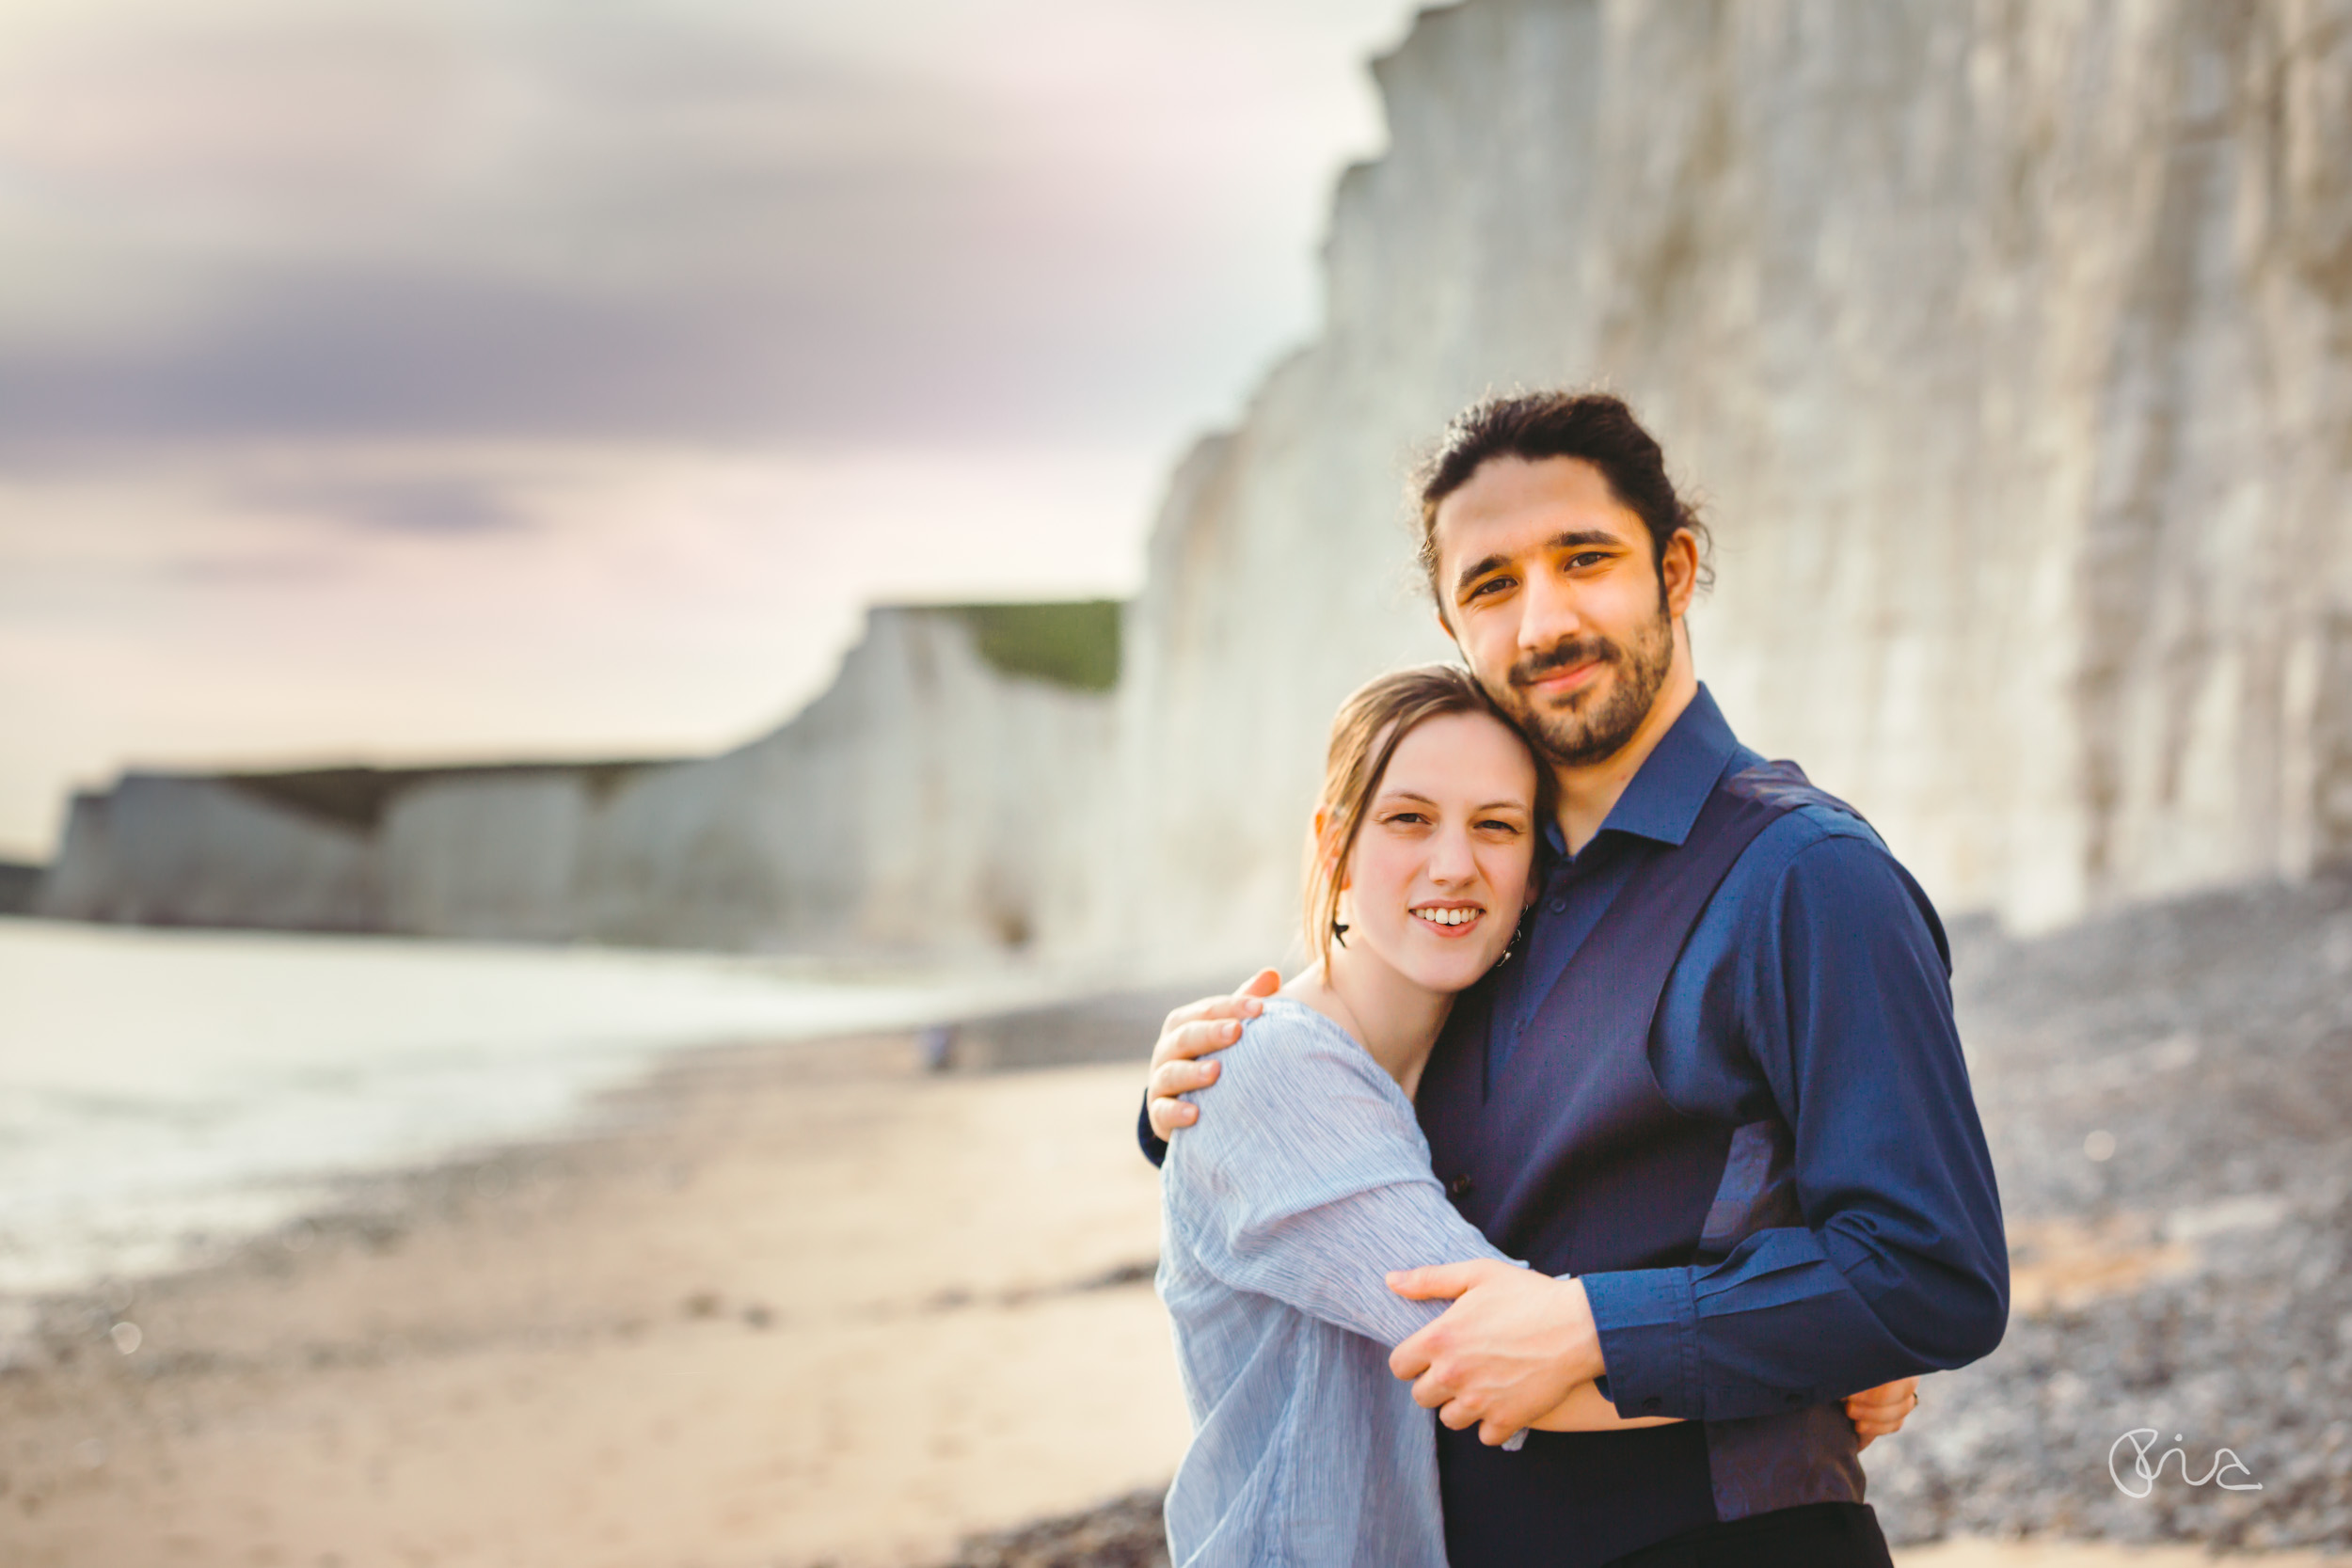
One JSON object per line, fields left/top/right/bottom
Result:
{"left": 1452, "top": 553, "right": 1512, "bottom": 598}
{"left": 1548, "top": 529, "right": 1628, "bottom": 551}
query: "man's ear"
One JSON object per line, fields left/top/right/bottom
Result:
{"left": 1433, "top": 607, "right": 1458, "bottom": 647}
{"left": 1661, "top": 529, "right": 1701, "bottom": 619}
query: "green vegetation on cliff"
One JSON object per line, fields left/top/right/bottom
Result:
{"left": 953, "top": 600, "right": 1121, "bottom": 693}
{"left": 222, "top": 759, "right": 680, "bottom": 832}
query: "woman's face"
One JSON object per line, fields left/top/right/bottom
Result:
{"left": 1336, "top": 709, "right": 1539, "bottom": 995}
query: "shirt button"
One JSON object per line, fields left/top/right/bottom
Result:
{"left": 1642, "top": 1396, "right": 1662, "bottom": 1413}
{"left": 1447, "top": 1174, "right": 1474, "bottom": 1198}
{"left": 1549, "top": 897, "right": 1566, "bottom": 912}
{"left": 1784, "top": 1392, "right": 1805, "bottom": 1406}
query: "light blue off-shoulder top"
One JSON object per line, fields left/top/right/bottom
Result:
{"left": 1156, "top": 998, "right": 1519, "bottom": 1567}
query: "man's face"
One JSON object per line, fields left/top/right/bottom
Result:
{"left": 1431, "top": 455, "right": 1690, "bottom": 769}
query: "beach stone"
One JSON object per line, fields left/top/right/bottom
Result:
{"left": 1864, "top": 873, "right": 2352, "bottom": 1547}
{"left": 933, "top": 1486, "right": 1168, "bottom": 1568}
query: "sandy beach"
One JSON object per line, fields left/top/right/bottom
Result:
{"left": 3, "top": 1029, "right": 1190, "bottom": 1567}
{"left": 4, "top": 1004, "right": 2338, "bottom": 1567}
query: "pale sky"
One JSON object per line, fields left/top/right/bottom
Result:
{"left": 0, "top": 0, "right": 1422, "bottom": 858}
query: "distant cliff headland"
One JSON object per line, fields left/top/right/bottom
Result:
{"left": 39, "top": 602, "right": 1124, "bottom": 954}
{"left": 35, "top": 0, "right": 2352, "bottom": 958}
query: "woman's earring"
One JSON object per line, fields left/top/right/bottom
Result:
{"left": 1331, "top": 919, "right": 1349, "bottom": 949}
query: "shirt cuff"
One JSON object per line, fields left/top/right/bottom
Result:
{"left": 1581, "top": 1267, "right": 1702, "bottom": 1420}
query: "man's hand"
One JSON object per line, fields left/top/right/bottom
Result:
{"left": 1145, "top": 970, "right": 1280, "bottom": 1141}
{"left": 1844, "top": 1376, "right": 1920, "bottom": 1451}
{"left": 1387, "top": 1259, "right": 1605, "bottom": 1448}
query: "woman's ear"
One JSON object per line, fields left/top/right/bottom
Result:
{"left": 1312, "top": 806, "right": 1352, "bottom": 891}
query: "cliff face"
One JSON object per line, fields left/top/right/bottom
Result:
{"left": 39, "top": 0, "right": 2352, "bottom": 953}
{"left": 40, "top": 607, "right": 1119, "bottom": 953}
{"left": 564, "top": 605, "right": 1119, "bottom": 954}
{"left": 40, "top": 776, "right": 380, "bottom": 931}
{"left": 1123, "top": 0, "right": 2352, "bottom": 953}
{"left": 380, "top": 604, "right": 1120, "bottom": 952}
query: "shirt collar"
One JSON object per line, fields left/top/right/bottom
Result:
{"left": 1540, "top": 683, "right": 1743, "bottom": 856}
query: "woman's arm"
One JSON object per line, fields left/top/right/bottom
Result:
{"left": 1528, "top": 1381, "right": 1680, "bottom": 1432}
{"left": 1527, "top": 1376, "right": 1927, "bottom": 1437}
{"left": 1163, "top": 1011, "right": 1518, "bottom": 1346}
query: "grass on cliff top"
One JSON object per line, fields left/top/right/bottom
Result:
{"left": 207, "top": 603, "right": 1121, "bottom": 835}
{"left": 952, "top": 600, "right": 1121, "bottom": 693}
{"left": 221, "top": 759, "right": 684, "bottom": 832}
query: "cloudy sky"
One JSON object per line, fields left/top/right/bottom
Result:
{"left": 0, "top": 0, "right": 1419, "bottom": 857}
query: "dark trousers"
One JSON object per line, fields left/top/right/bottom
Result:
{"left": 1603, "top": 1502, "right": 1894, "bottom": 1568}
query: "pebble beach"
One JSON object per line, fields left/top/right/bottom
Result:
{"left": 5, "top": 879, "right": 2349, "bottom": 1563}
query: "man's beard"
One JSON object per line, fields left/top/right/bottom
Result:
{"left": 1497, "top": 608, "right": 1675, "bottom": 768}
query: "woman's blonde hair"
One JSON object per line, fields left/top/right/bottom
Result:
{"left": 1301, "top": 663, "right": 1541, "bottom": 969}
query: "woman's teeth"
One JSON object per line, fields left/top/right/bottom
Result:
{"left": 1413, "top": 907, "right": 1481, "bottom": 927}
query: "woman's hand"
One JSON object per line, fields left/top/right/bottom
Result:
{"left": 1145, "top": 970, "right": 1280, "bottom": 1140}
{"left": 1845, "top": 1376, "right": 1921, "bottom": 1450}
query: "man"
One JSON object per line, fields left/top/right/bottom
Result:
{"left": 1140, "top": 391, "right": 2007, "bottom": 1566}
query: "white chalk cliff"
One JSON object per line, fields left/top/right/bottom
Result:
{"left": 41, "top": 606, "right": 1121, "bottom": 954}
{"left": 40, "top": 0, "right": 2352, "bottom": 954}
{"left": 1123, "top": 0, "right": 2352, "bottom": 952}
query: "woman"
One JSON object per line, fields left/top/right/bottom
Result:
{"left": 1155, "top": 666, "right": 1914, "bottom": 1568}
{"left": 1157, "top": 665, "right": 1659, "bottom": 1567}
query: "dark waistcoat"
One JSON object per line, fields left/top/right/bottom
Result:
{"left": 1416, "top": 762, "right": 1867, "bottom": 1568}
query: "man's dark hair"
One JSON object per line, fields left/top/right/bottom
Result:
{"left": 1412, "top": 390, "right": 1713, "bottom": 612}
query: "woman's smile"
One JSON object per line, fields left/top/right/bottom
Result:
{"left": 1329, "top": 708, "right": 1536, "bottom": 996}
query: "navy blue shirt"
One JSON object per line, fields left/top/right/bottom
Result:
{"left": 1488, "top": 685, "right": 2006, "bottom": 1420}
{"left": 1144, "top": 684, "right": 2008, "bottom": 1422}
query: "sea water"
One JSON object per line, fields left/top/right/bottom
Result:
{"left": 0, "top": 920, "right": 1025, "bottom": 1313}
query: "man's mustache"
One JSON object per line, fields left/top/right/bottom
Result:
{"left": 1510, "top": 637, "right": 1622, "bottom": 688}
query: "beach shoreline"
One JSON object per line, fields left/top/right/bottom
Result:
{"left": 0, "top": 916, "right": 1220, "bottom": 1325}
{"left": 2, "top": 1006, "right": 1198, "bottom": 1567}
